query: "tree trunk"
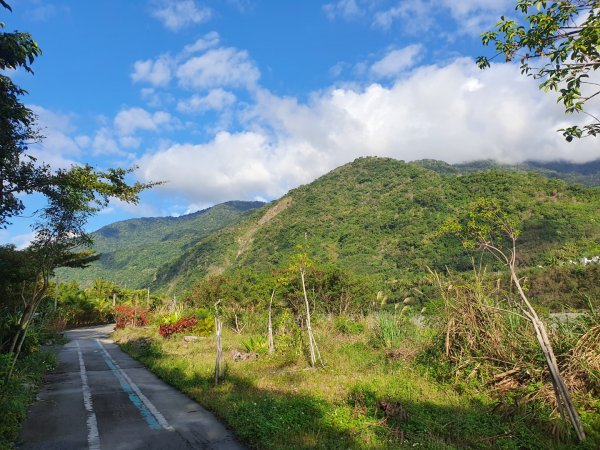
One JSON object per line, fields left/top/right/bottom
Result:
{"left": 214, "top": 316, "right": 223, "bottom": 385}
{"left": 5, "top": 274, "right": 48, "bottom": 383}
{"left": 300, "top": 268, "right": 317, "bottom": 367}
{"left": 509, "top": 266, "right": 586, "bottom": 442}
{"left": 267, "top": 289, "right": 275, "bottom": 355}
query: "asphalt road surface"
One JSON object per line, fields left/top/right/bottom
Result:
{"left": 19, "top": 324, "right": 246, "bottom": 450}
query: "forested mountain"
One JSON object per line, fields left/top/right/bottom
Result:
{"left": 148, "top": 157, "right": 600, "bottom": 295}
{"left": 418, "top": 158, "right": 600, "bottom": 186}
{"left": 59, "top": 201, "right": 264, "bottom": 288}
{"left": 63, "top": 157, "right": 600, "bottom": 298}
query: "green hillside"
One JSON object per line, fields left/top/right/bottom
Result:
{"left": 59, "top": 200, "right": 264, "bottom": 288}
{"left": 149, "top": 157, "right": 600, "bottom": 298}
{"left": 416, "top": 158, "right": 600, "bottom": 186}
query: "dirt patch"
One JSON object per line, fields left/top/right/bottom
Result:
{"left": 236, "top": 197, "right": 292, "bottom": 258}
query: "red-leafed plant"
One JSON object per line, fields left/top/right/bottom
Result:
{"left": 159, "top": 316, "right": 198, "bottom": 338}
{"left": 114, "top": 305, "right": 149, "bottom": 329}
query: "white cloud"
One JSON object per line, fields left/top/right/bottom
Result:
{"left": 343, "top": 0, "right": 513, "bottom": 35}
{"left": 183, "top": 31, "right": 221, "bottom": 54}
{"left": 151, "top": 0, "right": 212, "bottom": 31}
{"left": 131, "top": 56, "right": 172, "bottom": 86}
{"left": 323, "top": 0, "right": 362, "bottom": 21}
{"left": 373, "top": 1, "right": 434, "bottom": 31}
{"left": 131, "top": 33, "right": 257, "bottom": 99}
{"left": 9, "top": 231, "right": 36, "bottom": 250}
{"left": 370, "top": 45, "right": 423, "bottom": 78}
{"left": 109, "top": 198, "right": 160, "bottom": 217}
{"left": 177, "top": 88, "right": 236, "bottom": 114}
{"left": 114, "top": 107, "right": 173, "bottom": 135}
{"left": 176, "top": 47, "right": 260, "bottom": 90}
{"left": 139, "top": 132, "right": 287, "bottom": 203}
{"left": 28, "top": 106, "right": 81, "bottom": 168}
{"left": 92, "top": 127, "right": 122, "bottom": 156}
{"left": 138, "top": 58, "right": 599, "bottom": 205}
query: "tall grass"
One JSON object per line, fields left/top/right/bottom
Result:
{"left": 430, "top": 267, "right": 600, "bottom": 442}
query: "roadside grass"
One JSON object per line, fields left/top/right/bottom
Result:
{"left": 113, "top": 315, "right": 597, "bottom": 449}
{"left": 0, "top": 350, "right": 57, "bottom": 450}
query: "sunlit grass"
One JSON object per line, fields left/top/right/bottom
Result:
{"left": 114, "top": 316, "right": 595, "bottom": 449}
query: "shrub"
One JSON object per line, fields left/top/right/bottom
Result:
{"left": 191, "top": 308, "right": 214, "bottom": 335}
{"left": 334, "top": 316, "right": 365, "bottom": 335}
{"left": 241, "top": 335, "right": 269, "bottom": 354}
{"left": 114, "top": 306, "right": 149, "bottom": 329}
{"left": 158, "top": 317, "right": 198, "bottom": 338}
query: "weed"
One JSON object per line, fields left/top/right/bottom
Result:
{"left": 334, "top": 316, "right": 365, "bottom": 335}
{"left": 0, "top": 351, "right": 57, "bottom": 449}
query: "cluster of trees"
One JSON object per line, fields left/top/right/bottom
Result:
{"left": 186, "top": 259, "right": 377, "bottom": 331}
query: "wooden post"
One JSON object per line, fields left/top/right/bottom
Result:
{"left": 300, "top": 267, "right": 317, "bottom": 367}
{"left": 112, "top": 293, "right": 116, "bottom": 307}
{"left": 267, "top": 289, "right": 275, "bottom": 354}
{"left": 214, "top": 300, "right": 223, "bottom": 385}
{"left": 147, "top": 288, "right": 150, "bottom": 308}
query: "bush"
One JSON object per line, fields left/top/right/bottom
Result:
{"left": 241, "top": 335, "right": 269, "bottom": 354}
{"left": 191, "top": 308, "right": 214, "bottom": 335}
{"left": 158, "top": 317, "right": 198, "bottom": 338}
{"left": 114, "top": 306, "right": 149, "bottom": 329}
{"left": 334, "top": 316, "right": 365, "bottom": 335}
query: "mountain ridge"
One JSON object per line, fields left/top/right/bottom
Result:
{"left": 63, "top": 157, "right": 600, "bottom": 297}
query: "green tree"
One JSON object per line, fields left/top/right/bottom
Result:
{"left": 0, "top": 2, "right": 156, "bottom": 382}
{"left": 440, "top": 198, "right": 587, "bottom": 442}
{"left": 477, "top": 1, "right": 600, "bottom": 140}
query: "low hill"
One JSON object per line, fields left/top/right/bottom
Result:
{"left": 149, "top": 157, "right": 600, "bottom": 296}
{"left": 60, "top": 200, "right": 264, "bottom": 288}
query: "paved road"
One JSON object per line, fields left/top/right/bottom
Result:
{"left": 19, "top": 324, "right": 245, "bottom": 450}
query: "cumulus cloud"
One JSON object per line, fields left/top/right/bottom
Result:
{"left": 325, "top": 0, "right": 512, "bottom": 35}
{"left": 183, "top": 31, "right": 221, "bottom": 54}
{"left": 131, "top": 56, "right": 172, "bottom": 86}
{"left": 138, "top": 58, "right": 599, "bottom": 205}
{"left": 28, "top": 106, "right": 81, "bottom": 168}
{"left": 176, "top": 47, "right": 260, "bottom": 90}
{"left": 8, "top": 231, "right": 36, "bottom": 250}
{"left": 92, "top": 127, "right": 122, "bottom": 155}
{"left": 177, "top": 88, "right": 236, "bottom": 114}
{"left": 130, "top": 32, "right": 255, "bottom": 107}
{"left": 323, "top": 0, "right": 362, "bottom": 21}
{"left": 114, "top": 107, "right": 173, "bottom": 135}
{"left": 138, "top": 132, "right": 289, "bottom": 203}
{"left": 151, "top": 0, "right": 212, "bottom": 31}
{"left": 370, "top": 45, "right": 423, "bottom": 78}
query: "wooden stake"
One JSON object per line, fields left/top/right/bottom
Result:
{"left": 267, "top": 289, "right": 275, "bottom": 355}
{"left": 214, "top": 300, "right": 224, "bottom": 385}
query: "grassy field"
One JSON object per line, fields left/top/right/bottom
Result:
{"left": 113, "top": 314, "right": 599, "bottom": 449}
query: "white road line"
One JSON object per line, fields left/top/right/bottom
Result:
{"left": 76, "top": 341, "right": 101, "bottom": 450}
{"left": 95, "top": 338, "right": 174, "bottom": 431}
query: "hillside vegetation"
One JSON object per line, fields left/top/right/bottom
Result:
{"left": 59, "top": 201, "right": 264, "bottom": 288}
{"left": 144, "top": 157, "right": 600, "bottom": 302}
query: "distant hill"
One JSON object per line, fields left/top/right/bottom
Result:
{"left": 59, "top": 201, "right": 264, "bottom": 288}
{"left": 147, "top": 157, "right": 600, "bottom": 295}
{"left": 416, "top": 158, "right": 600, "bottom": 186}
{"left": 62, "top": 157, "right": 600, "bottom": 298}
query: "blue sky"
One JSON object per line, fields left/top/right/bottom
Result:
{"left": 2, "top": 0, "right": 598, "bottom": 247}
